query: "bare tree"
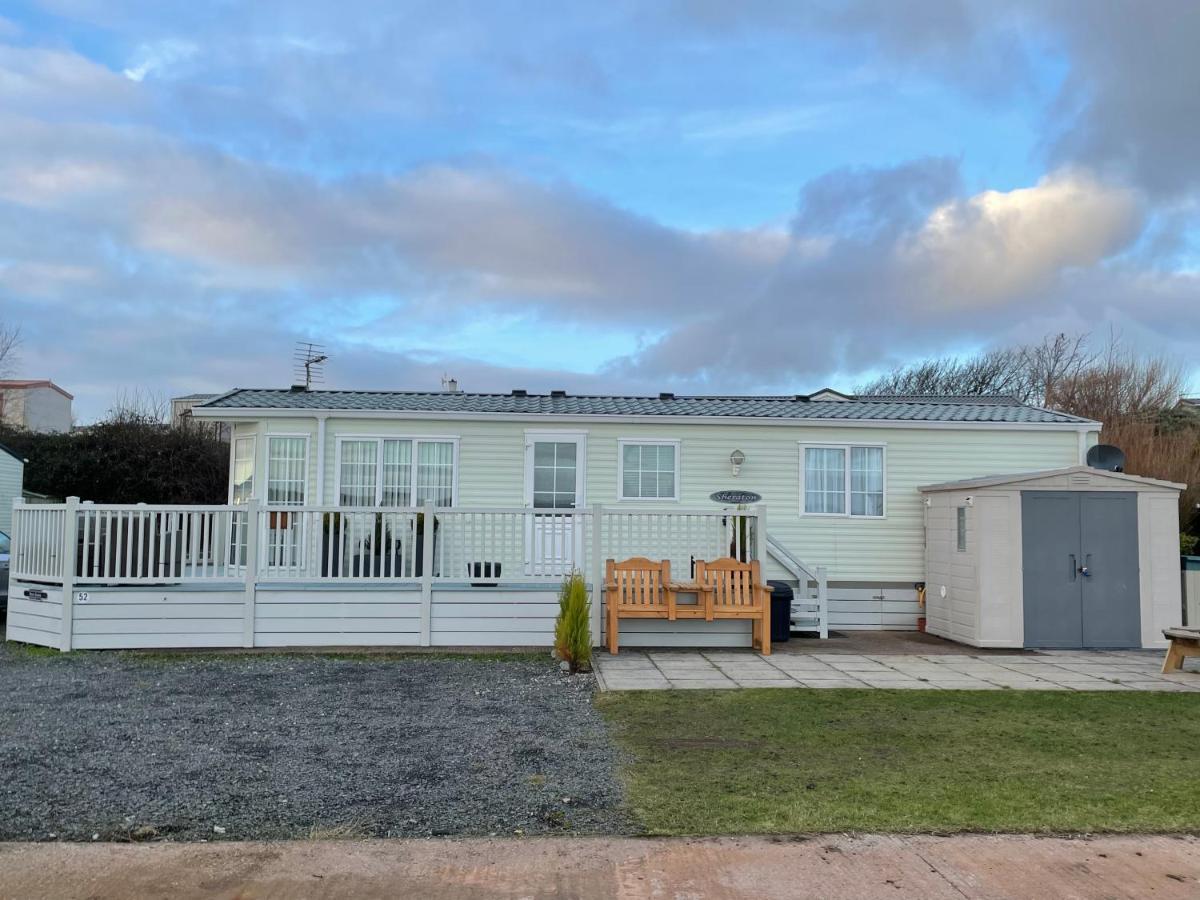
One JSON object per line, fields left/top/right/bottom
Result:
{"left": 1049, "top": 334, "right": 1183, "bottom": 423}
{"left": 857, "top": 332, "right": 1097, "bottom": 406}
{"left": 107, "top": 389, "right": 168, "bottom": 425}
{"left": 0, "top": 324, "right": 20, "bottom": 376}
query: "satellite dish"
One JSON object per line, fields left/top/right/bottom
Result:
{"left": 1086, "top": 444, "right": 1125, "bottom": 472}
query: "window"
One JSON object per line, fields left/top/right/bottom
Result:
{"left": 230, "top": 436, "right": 256, "bottom": 504}
{"left": 532, "top": 441, "right": 578, "bottom": 509}
{"left": 619, "top": 441, "right": 679, "bottom": 500}
{"left": 957, "top": 506, "right": 967, "bottom": 552}
{"left": 267, "top": 436, "right": 307, "bottom": 506}
{"left": 337, "top": 438, "right": 456, "bottom": 507}
{"left": 801, "top": 444, "right": 885, "bottom": 517}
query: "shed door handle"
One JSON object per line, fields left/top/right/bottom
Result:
{"left": 1069, "top": 553, "right": 1077, "bottom": 581}
{"left": 1080, "top": 553, "right": 1091, "bottom": 577}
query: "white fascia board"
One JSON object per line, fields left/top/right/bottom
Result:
{"left": 190, "top": 406, "right": 1100, "bottom": 432}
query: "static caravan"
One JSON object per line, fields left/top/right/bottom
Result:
{"left": 20, "top": 387, "right": 1184, "bottom": 654}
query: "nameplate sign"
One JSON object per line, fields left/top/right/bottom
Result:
{"left": 709, "top": 490, "right": 762, "bottom": 505}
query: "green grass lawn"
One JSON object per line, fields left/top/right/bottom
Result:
{"left": 597, "top": 689, "right": 1200, "bottom": 835}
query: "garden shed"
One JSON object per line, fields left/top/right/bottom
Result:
{"left": 921, "top": 466, "right": 1183, "bottom": 650}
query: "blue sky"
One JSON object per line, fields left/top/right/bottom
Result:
{"left": 0, "top": 1, "right": 1196, "bottom": 420}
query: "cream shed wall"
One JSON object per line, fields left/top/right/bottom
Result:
{"left": 922, "top": 469, "right": 1182, "bottom": 649}
{"left": 231, "top": 416, "right": 1091, "bottom": 585}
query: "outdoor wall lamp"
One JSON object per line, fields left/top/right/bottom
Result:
{"left": 729, "top": 449, "right": 746, "bottom": 477}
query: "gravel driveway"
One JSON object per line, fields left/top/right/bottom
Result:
{"left": 0, "top": 641, "right": 629, "bottom": 841}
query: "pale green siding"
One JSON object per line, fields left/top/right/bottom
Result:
{"left": 0, "top": 451, "right": 23, "bottom": 535}
{"left": 232, "top": 415, "right": 1091, "bottom": 582}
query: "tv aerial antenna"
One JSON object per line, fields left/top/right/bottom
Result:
{"left": 293, "top": 342, "right": 328, "bottom": 389}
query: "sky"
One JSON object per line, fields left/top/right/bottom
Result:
{"left": 0, "top": 0, "right": 1197, "bottom": 422}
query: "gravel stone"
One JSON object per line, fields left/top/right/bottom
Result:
{"left": 0, "top": 641, "right": 631, "bottom": 841}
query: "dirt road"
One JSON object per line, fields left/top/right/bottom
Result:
{"left": 2, "top": 833, "right": 1197, "bottom": 899}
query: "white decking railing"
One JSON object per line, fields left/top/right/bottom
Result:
{"left": 10, "top": 498, "right": 763, "bottom": 587}
{"left": 6, "top": 497, "right": 838, "bottom": 654}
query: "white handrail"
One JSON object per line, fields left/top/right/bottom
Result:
{"left": 9, "top": 501, "right": 765, "bottom": 588}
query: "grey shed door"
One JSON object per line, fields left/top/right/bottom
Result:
{"left": 1021, "top": 491, "right": 1140, "bottom": 649}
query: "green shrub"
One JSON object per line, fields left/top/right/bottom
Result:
{"left": 554, "top": 571, "right": 592, "bottom": 673}
{"left": 1182, "top": 533, "right": 1199, "bottom": 556}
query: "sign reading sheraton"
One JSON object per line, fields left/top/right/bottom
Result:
{"left": 709, "top": 490, "right": 762, "bottom": 505}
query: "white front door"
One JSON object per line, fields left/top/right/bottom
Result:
{"left": 524, "top": 433, "right": 586, "bottom": 575}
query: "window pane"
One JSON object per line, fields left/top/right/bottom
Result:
{"left": 622, "top": 444, "right": 639, "bottom": 468}
{"left": 339, "top": 440, "right": 378, "bottom": 507}
{"left": 804, "top": 447, "right": 845, "bottom": 514}
{"left": 850, "top": 446, "right": 884, "bottom": 517}
{"left": 231, "top": 437, "right": 255, "bottom": 505}
{"left": 267, "top": 437, "right": 306, "bottom": 506}
{"left": 957, "top": 506, "right": 967, "bottom": 551}
{"left": 554, "top": 466, "right": 576, "bottom": 493}
{"left": 415, "top": 441, "right": 454, "bottom": 506}
{"left": 657, "top": 445, "right": 675, "bottom": 473}
{"left": 556, "top": 442, "right": 576, "bottom": 464}
{"left": 534, "top": 467, "right": 554, "bottom": 492}
{"left": 660, "top": 473, "right": 675, "bottom": 498}
{"left": 381, "top": 440, "right": 412, "bottom": 506}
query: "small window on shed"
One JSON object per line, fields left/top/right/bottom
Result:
{"left": 956, "top": 506, "right": 967, "bottom": 552}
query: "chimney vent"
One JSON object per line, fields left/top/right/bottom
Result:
{"left": 511, "top": 389, "right": 527, "bottom": 397}
{"left": 550, "top": 389, "right": 567, "bottom": 398}
{"left": 289, "top": 384, "right": 308, "bottom": 392}
{"left": 659, "top": 392, "right": 675, "bottom": 400}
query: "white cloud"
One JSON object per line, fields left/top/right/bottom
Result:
{"left": 900, "top": 170, "right": 1143, "bottom": 306}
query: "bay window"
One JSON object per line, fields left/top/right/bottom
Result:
{"left": 337, "top": 437, "right": 456, "bottom": 507}
{"left": 801, "top": 443, "right": 885, "bottom": 517}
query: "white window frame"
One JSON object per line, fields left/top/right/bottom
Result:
{"left": 227, "top": 434, "right": 257, "bottom": 504}
{"left": 617, "top": 438, "right": 681, "bottom": 502}
{"left": 333, "top": 435, "right": 460, "bottom": 508}
{"left": 799, "top": 442, "right": 887, "bottom": 519}
{"left": 266, "top": 433, "right": 310, "bottom": 507}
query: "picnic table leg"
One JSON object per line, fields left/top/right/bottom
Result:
{"left": 607, "top": 604, "right": 619, "bottom": 655}
{"left": 1162, "top": 640, "right": 1185, "bottom": 673}
{"left": 760, "top": 609, "right": 771, "bottom": 656}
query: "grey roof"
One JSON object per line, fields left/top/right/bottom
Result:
{"left": 172, "top": 393, "right": 219, "bottom": 402}
{"left": 920, "top": 465, "right": 1184, "bottom": 492}
{"left": 196, "top": 388, "right": 1096, "bottom": 425}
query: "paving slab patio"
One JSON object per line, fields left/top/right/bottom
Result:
{"left": 595, "top": 646, "right": 1200, "bottom": 692}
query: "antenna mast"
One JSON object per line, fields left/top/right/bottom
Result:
{"left": 293, "top": 342, "right": 328, "bottom": 389}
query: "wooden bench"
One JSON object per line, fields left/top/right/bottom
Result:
{"left": 604, "top": 556, "right": 774, "bottom": 655}
{"left": 1161, "top": 627, "right": 1200, "bottom": 673}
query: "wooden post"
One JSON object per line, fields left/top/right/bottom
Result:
{"left": 242, "top": 499, "right": 260, "bottom": 648}
{"left": 816, "top": 565, "right": 829, "bottom": 639}
{"left": 590, "top": 504, "right": 604, "bottom": 648}
{"left": 59, "top": 496, "right": 79, "bottom": 653}
{"left": 420, "top": 499, "right": 435, "bottom": 647}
